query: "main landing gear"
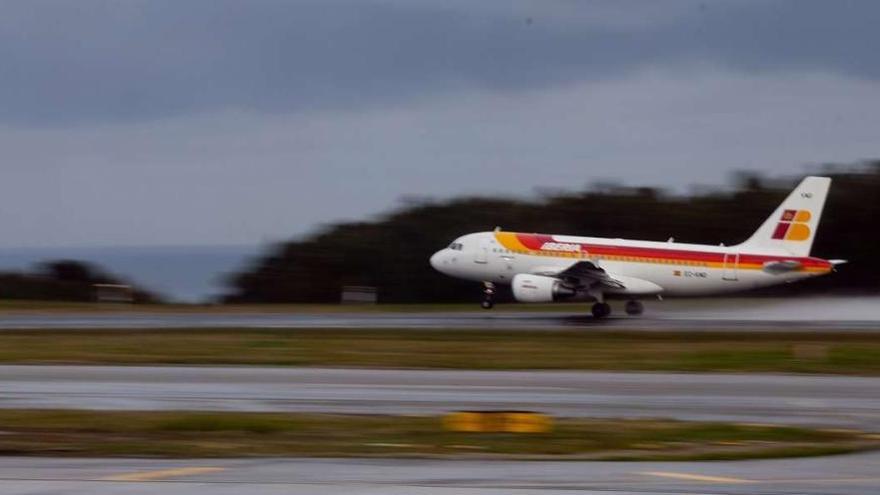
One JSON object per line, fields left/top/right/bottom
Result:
{"left": 592, "top": 300, "right": 644, "bottom": 319}
{"left": 480, "top": 281, "right": 495, "bottom": 309}
{"left": 625, "top": 300, "right": 644, "bottom": 316}
{"left": 591, "top": 302, "right": 611, "bottom": 319}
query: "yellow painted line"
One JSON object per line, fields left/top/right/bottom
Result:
{"left": 641, "top": 471, "right": 752, "bottom": 484}
{"left": 103, "top": 466, "right": 225, "bottom": 482}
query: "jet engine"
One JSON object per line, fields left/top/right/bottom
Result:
{"left": 511, "top": 274, "right": 576, "bottom": 303}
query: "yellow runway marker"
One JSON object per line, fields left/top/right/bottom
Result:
{"left": 641, "top": 471, "right": 752, "bottom": 484}
{"left": 103, "top": 466, "right": 225, "bottom": 482}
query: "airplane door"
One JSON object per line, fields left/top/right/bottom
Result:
{"left": 722, "top": 252, "right": 739, "bottom": 281}
{"left": 474, "top": 239, "right": 488, "bottom": 264}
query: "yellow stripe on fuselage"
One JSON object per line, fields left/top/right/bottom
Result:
{"left": 494, "top": 232, "right": 529, "bottom": 252}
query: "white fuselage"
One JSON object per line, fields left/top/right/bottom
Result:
{"left": 430, "top": 231, "right": 833, "bottom": 298}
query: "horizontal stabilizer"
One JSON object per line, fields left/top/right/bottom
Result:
{"left": 762, "top": 260, "right": 802, "bottom": 274}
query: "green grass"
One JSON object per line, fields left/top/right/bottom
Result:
{"left": 1, "top": 328, "right": 880, "bottom": 374}
{"left": 0, "top": 410, "right": 874, "bottom": 460}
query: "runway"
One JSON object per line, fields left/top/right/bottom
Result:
{"left": 0, "top": 297, "right": 877, "bottom": 330}
{"left": 2, "top": 452, "right": 879, "bottom": 494}
{"left": 3, "top": 366, "right": 879, "bottom": 429}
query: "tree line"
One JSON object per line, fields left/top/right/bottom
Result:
{"left": 222, "top": 162, "right": 880, "bottom": 304}
{"left": 0, "top": 260, "right": 160, "bottom": 303}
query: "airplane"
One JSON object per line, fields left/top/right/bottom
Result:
{"left": 429, "top": 176, "right": 845, "bottom": 318}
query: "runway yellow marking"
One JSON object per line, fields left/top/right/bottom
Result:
{"left": 641, "top": 471, "right": 752, "bottom": 484}
{"left": 103, "top": 466, "right": 225, "bottom": 482}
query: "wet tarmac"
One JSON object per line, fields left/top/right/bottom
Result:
{"left": 2, "top": 366, "right": 879, "bottom": 429}
{"left": 3, "top": 452, "right": 879, "bottom": 494}
{"left": 0, "top": 311, "right": 876, "bottom": 331}
{"left": 0, "top": 297, "right": 876, "bottom": 330}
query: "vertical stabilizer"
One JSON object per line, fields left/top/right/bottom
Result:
{"left": 736, "top": 176, "right": 831, "bottom": 257}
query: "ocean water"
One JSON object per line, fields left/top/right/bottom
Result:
{"left": 0, "top": 245, "right": 262, "bottom": 303}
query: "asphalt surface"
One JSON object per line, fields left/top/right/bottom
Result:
{"left": 3, "top": 366, "right": 879, "bottom": 429}
{"left": 0, "top": 297, "right": 877, "bottom": 330}
{"left": 3, "top": 452, "right": 880, "bottom": 494}
{"left": 0, "top": 311, "right": 876, "bottom": 331}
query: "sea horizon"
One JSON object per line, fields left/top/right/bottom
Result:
{"left": 0, "top": 244, "right": 265, "bottom": 303}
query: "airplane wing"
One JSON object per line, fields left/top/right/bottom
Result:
{"left": 531, "top": 260, "right": 663, "bottom": 295}
{"left": 531, "top": 261, "right": 626, "bottom": 290}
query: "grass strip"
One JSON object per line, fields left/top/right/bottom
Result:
{"left": 0, "top": 410, "right": 875, "bottom": 460}
{"left": 1, "top": 328, "right": 880, "bottom": 374}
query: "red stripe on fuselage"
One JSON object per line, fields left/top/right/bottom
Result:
{"left": 509, "top": 233, "right": 830, "bottom": 269}
{"left": 515, "top": 233, "right": 553, "bottom": 250}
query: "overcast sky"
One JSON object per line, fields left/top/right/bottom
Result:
{"left": 2, "top": 0, "right": 879, "bottom": 247}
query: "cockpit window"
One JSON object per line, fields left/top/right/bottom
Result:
{"left": 449, "top": 242, "right": 463, "bottom": 251}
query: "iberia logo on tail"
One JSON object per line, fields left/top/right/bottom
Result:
{"left": 772, "top": 209, "right": 812, "bottom": 241}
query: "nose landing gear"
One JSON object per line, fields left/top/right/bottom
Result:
{"left": 481, "top": 282, "right": 495, "bottom": 309}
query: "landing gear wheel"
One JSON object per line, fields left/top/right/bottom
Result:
{"left": 591, "top": 302, "right": 611, "bottom": 319}
{"left": 624, "top": 300, "right": 644, "bottom": 316}
{"left": 480, "top": 282, "right": 495, "bottom": 310}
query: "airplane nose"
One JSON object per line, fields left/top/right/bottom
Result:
{"left": 429, "top": 250, "right": 445, "bottom": 271}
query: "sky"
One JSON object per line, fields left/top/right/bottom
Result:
{"left": 2, "top": 0, "right": 879, "bottom": 248}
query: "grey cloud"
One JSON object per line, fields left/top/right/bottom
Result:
{"left": 2, "top": 71, "right": 879, "bottom": 247}
{"left": 0, "top": 0, "right": 878, "bottom": 126}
